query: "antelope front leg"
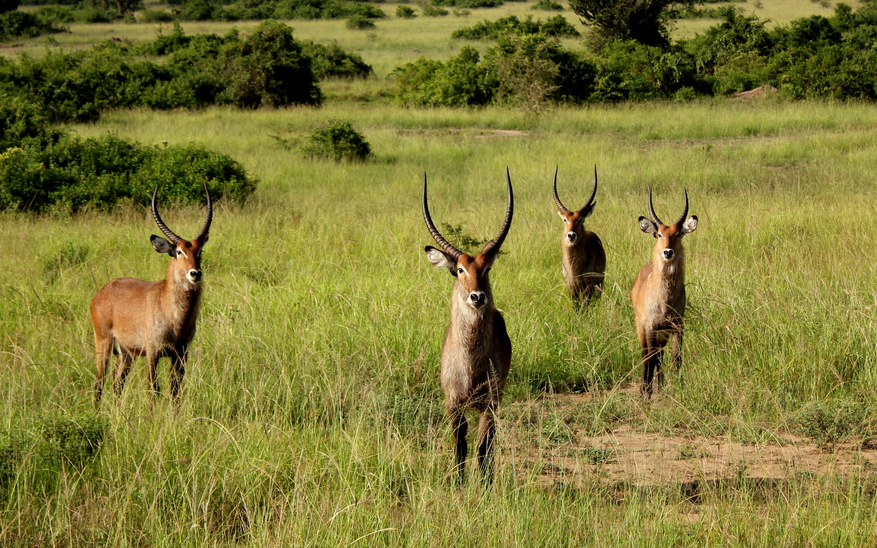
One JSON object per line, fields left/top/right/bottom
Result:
{"left": 672, "top": 325, "right": 683, "bottom": 372}
{"left": 476, "top": 406, "right": 497, "bottom": 485}
{"left": 640, "top": 342, "right": 662, "bottom": 397}
{"left": 170, "top": 346, "right": 187, "bottom": 401}
{"left": 147, "top": 352, "right": 161, "bottom": 399}
{"left": 450, "top": 410, "right": 468, "bottom": 486}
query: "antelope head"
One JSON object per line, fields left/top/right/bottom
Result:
{"left": 638, "top": 188, "right": 697, "bottom": 266}
{"left": 423, "top": 170, "right": 514, "bottom": 312}
{"left": 150, "top": 184, "right": 213, "bottom": 288}
{"left": 554, "top": 166, "right": 597, "bottom": 247}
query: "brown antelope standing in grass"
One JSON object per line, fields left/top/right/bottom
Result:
{"left": 553, "top": 166, "right": 606, "bottom": 311}
{"left": 631, "top": 189, "right": 697, "bottom": 396}
{"left": 422, "top": 170, "right": 513, "bottom": 485}
{"left": 91, "top": 185, "right": 212, "bottom": 405}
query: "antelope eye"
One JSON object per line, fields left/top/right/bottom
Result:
{"left": 176, "top": 249, "right": 183, "bottom": 256}
{"left": 457, "top": 267, "right": 464, "bottom": 274}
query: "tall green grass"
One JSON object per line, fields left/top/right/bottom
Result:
{"left": 3, "top": 98, "right": 877, "bottom": 544}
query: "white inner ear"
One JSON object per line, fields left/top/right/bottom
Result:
{"left": 639, "top": 218, "right": 658, "bottom": 235}
{"left": 682, "top": 217, "right": 698, "bottom": 234}
{"left": 425, "top": 247, "right": 455, "bottom": 271}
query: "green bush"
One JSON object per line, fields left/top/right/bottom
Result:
{"left": 300, "top": 40, "right": 373, "bottom": 79}
{"left": 531, "top": 0, "right": 563, "bottom": 10}
{"left": 0, "top": 134, "right": 258, "bottom": 212}
{"left": 346, "top": 13, "right": 375, "bottom": 28}
{"left": 0, "top": 9, "right": 65, "bottom": 40}
{"left": 138, "top": 8, "right": 175, "bottom": 22}
{"left": 422, "top": 5, "right": 447, "bottom": 15}
{"left": 396, "top": 4, "right": 415, "bottom": 17}
{"left": 302, "top": 120, "right": 372, "bottom": 162}
{"left": 221, "top": 20, "right": 322, "bottom": 108}
{"left": 39, "top": 415, "right": 107, "bottom": 468}
{"left": 394, "top": 46, "right": 490, "bottom": 106}
{"left": 0, "top": 22, "right": 323, "bottom": 122}
{"left": 34, "top": 5, "right": 74, "bottom": 23}
{"left": 451, "top": 14, "right": 578, "bottom": 40}
{"left": 0, "top": 96, "right": 62, "bottom": 151}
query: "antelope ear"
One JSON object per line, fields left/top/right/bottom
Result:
{"left": 638, "top": 217, "right": 659, "bottom": 237}
{"left": 681, "top": 216, "right": 698, "bottom": 235}
{"left": 580, "top": 201, "right": 595, "bottom": 220}
{"left": 425, "top": 246, "right": 457, "bottom": 276}
{"left": 151, "top": 235, "right": 174, "bottom": 256}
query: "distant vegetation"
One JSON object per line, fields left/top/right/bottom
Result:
{"left": 396, "top": 3, "right": 877, "bottom": 106}
{"left": 0, "top": 22, "right": 370, "bottom": 124}
{"left": 0, "top": 95, "right": 257, "bottom": 212}
{"left": 451, "top": 14, "right": 580, "bottom": 39}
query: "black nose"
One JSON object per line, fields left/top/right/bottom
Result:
{"left": 470, "top": 292, "right": 485, "bottom": 305}
{"left": 190, "top": 270, "right": 202, "bottom": 281}
{"left": 663, "top": 249, "right": 674, "bottom": 259}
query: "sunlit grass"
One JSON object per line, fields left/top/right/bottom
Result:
{"left": 3, "top": 0, "right": 877, "bottom": 543}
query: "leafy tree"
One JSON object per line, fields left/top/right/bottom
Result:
{"left": 568, "top": 0, "right": 691, "bottom": 49}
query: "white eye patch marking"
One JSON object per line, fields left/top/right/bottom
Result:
{"left": 176, "top": 249, "right": 188, "bottom": 258}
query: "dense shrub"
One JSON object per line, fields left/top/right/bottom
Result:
{"left": 300, "top": 40, "right": 373, "bottom": 79}
{"left": 531, "top": 0, "right": 563, "bottom": 10}
{"left": 0, "top": 134, "right": 257, "bottom": 212}
{"left": 432, "top": 0, "right": 502, "bottom": 8}
{"left": 452, "top": 14, "right": 579, "bottom": 39}
{"left": 170, "top": 0, "right": 386, "bottom": 21}
{"left": 346, "top": 13, "right": 375, "bottom": 28}
{"left": 0, "top": 0, "right": 19, "bottom": 13}
{"left": 0, "top": 22, "right": 325, "bottom": 123}
{"left": 221, "top": 20, "right": 321, "bottom": 108}
{"left": 396, "top": 34, "right": 597, "bottom": 107}
{"left": 422, "top": 5, "right": 447, "bottom": 15}
{"left": 394, "top": 46, "right": 490, "bottom": 106}
{"left": 302, "top": 120, "right": 372, "bottom": 162}
{"left": 0, "top": 9, "right": 65, "bottom": 40}
{"left": 34, "top": 5, "right": 75, "bottom": 24}
{"left": 396, "top": 4, "right": 415, "bottom": 17}
{"left": 0, "top": 96, "right": 62, "bottom": 151}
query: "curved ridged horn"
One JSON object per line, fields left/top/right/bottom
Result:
{"left": 674, "top": 188, "right": 689, "bottom": 227}
{"left": 151, "top": 186, "right": 183, "bottom": 244}
{"left": 552, "top": 166, "right": 569, "bottom": 214}
{"left": 196, "top": 183, "right": 213, "bottom": 241}
{"left": 647, "top": 188, "right": 664, "bottom": 227}
{"left": 580, "top": 165, "right": 597, "bottom": 213}
{"left": 482, "top": 168, "right": 514, "bottom": 258}
{"left": 422, "top": 173, "right": 463, "bottom": 261}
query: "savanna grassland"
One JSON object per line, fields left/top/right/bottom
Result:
{"left": 5, "top": 1, "right": 877, "bottom": 546}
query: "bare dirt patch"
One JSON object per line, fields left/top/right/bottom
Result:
{"left": 505, "top": 389, "right": 877, "bottom": 494}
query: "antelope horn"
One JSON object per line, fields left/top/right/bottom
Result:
{"left": 580, "top": 164, "right": 597, "bottom": 213}
{"left": 483, "top": 168, "right": 514, "bottom": 258}
{"left": 196, "top": 182, "right": 213, "bottom": 241}
{"left": 675, "top": 188, "right": 689, "bottom": 227}
{"left": 151, "top": 186, "right": 183, "bottom": 244}
{"left": 647, "top": 188, "right": 664, "bottom": 227}
{"left": 552, "top": 166, "right": 569, "bottom": 214}
{"left": 422, "top": 173, "right": 463, "bottom": 261}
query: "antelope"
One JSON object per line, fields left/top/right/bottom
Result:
{"left": 553, "top": 166, "right": 606, "bottom": 310}
{"left": 91, "top": 184, "right": 212, "bottom": 405}
{"left": 422, "top": 170, "right": 513, "bottom": 485}
{"left": 631, "top": 189, "right": 697, "bottom": 396}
